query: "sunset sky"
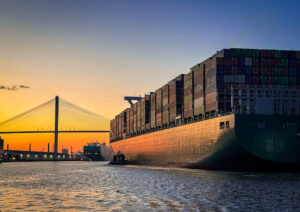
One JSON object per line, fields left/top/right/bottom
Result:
{"left": 0, "top": 0, "right": 299, "bottom": 152}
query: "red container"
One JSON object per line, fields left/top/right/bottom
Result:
{"left": 297, "top": 59, "right": 300, "bottom": 67}
{"left": 162, "top": 84, "right": 169, "bottom": 124}
{"left": 205, "top": 92, "right": 217, "bottom": 112}
{"left": 115, "top": 115, "right": 119, "bottom": 139}
{"left": 268, "top": 76, "right": 274, "bottom": 85}
{"left": 224, "top": 58, "right": 231, "bottom": 66}
{"left": 253, "top": 76, "right": 260, "bottom": 84}
{"left": 125, "top": 108, "right": 130, "bottom": 135}
{"left": 231, "top": 57, "right": 238, "bottom": 66}
{"left": 282, "top": 68, "right": 289, "bottom": 76}
{"left": 252, "top": 58, "right": 259, "bottom": 67}
{"left": 216, "top": 57, "right": 223, "bottom": 66}
{"left": 140, "top": 98, "right": 145, "bottom": 131}
{"left": 192, "top": 63, "right": 205, "bottom": 116}
{"left": 275, "top": 58, "right": 281, "bottom": 67}
{"left": 253, "top": 67, "right": 260, "bottom": 75}
{"left": 150, "top": 93, "right": 156, "bottom": 128}
{"left": 184, "top": 71, "right": 193, "bottom": 118}
{"left": 136, "top": 100, "right": 141, "bottom": 132}
{"left": 155, "top": 88, "right": 163, "bottom": 126}
{"left": 230, "top": 66, "right": 238, "bottom": 75}
{"left": 261, "top": 67, "right": 268, "bottom": 75}
{"left": 133, "top": 103, "right": 137, "bottom": 133}
{"left": 260, "top": 58, "right": 268, "bottom": 67}
{"left": 129, "top": 107, "right": 133, "bottom": 134}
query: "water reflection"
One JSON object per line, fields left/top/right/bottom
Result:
{"left": 0, "top": 162, "right": 299, "bottom": 211}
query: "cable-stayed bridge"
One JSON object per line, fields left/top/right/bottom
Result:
{"left": 0, "top": 96, "right": 110, "bottom": 159}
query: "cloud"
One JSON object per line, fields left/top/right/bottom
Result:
{"left": 19, "top": 85, "right": 30, "bottom": 89}
{"left": 0, "top": 85, "right": 30, "bottom": 91}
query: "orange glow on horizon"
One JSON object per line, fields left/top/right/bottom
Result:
{"left": 1, "top": 133, "right": 109, "bottom": 153}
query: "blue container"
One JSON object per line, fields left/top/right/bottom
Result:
{"left": 297, "top": 68, "right": 300, "bottom": 77}
{"left": 245, "top": 75, "right": 252, "bottom": 84}
{"left": 217, "top": 78, "right": 224, "bottom": 89}
{"left": 217, "top": 67, "right": 223, "bottom": 76}
{"left": 281, "top": 50, "right": 289, "bottom": 58}
{"left": 238, "top": 67, "right": 245, "bottom": 74}
{"left": 223, "top": 49, "right": 230, "bottom": 57}
{"left": 223, "top": 66, "right": 230, "bottom": 74}
{"left": 290, "top": 68, "right": 297, "bottom": 77}
{"left": 297, "top": 77, "right": 300, "bottom": 85}
{"left": 245, "top": 66, "right": 252, "bottom": 75}
{"left": 290, "top": 59, "right": 296, "bottom": 67}
{"left": 238, "top": 57, "right": 245, "bottom": 66}
{"left": 289, "top": 51, "right": 296, "bottom": 58}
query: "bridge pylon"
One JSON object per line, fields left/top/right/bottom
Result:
{"left": 54, "top": 96, "right": 59, "bottom": 158}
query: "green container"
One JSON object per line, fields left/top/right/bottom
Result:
{"left": 252, "top": 49, "right": 259, "bottom": 58}
{"left": 275, "top": 76, "right": 282, "bottom": 85}
{"left": 230, "top": 49, "right": 238, "bottom": 57}
{"left": 237, "top": 49, "right": 245, "bottom": 57}
{"left": 282, "top": 76, "right": 289, "bottom": 85}
{"left": 274, "top": 50, "right": 281, "bottom": 58}
{"left": 282, "top": 59, "right": 289, "bottom": 67}
{"left": 274, "top": 67, "right": 282, "bottom": 76}
{"left": 290, "top": 77, "right": 296, "bottom": 85}
{"left": 260, "top": 76, "right": 268, "bottom": 84}
{"left": 245, "top": 49, "right": 252, "bottom": 57}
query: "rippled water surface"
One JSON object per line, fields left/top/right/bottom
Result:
{"left": 0, "top": 162, "right": 300, "bottom": 211}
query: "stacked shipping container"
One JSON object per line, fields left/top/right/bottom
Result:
{"left": 192, "top": 64, "right": 205, "bottom": 116}
{"left": 162, "top": 85, "right": 169, "bottom": 125}
{"left": 156, "top": 88, "right": 163, "bottom": 127}
{"left": 169, "top": 75, "right": 184, "bottom": 123}
{"left": 140, "top": 95, "right": 151, "bottom": 131}
{"left": 136, "top": 101, "right": 141, "bottom": 132}
{"left": 150, "top": 93, "right": 156, "bottom": 128}
{"left": 183, "top": 71, "right": 193, "bottom": 119}
{"left": 110, "top": 48, "right": 300, "bottom": 142}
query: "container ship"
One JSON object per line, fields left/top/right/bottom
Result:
{"left": 110, "top": 48, "right": 300, "bottom": 169}
{"left": 84, "top": 142, "right": 114, "bottom": 161}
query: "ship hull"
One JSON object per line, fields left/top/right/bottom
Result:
{"left": 110, "top": 114, "right": 300, "bottom": 169}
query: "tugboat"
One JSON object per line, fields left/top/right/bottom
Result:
{"left": 109, "top": 151, "right": 130, "bottom": 165}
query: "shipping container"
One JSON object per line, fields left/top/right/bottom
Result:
{"left": 145, "top": 95, "right": 151, "bottom": 127}
{"left": 206, "top": 67, "right": 217, "bottom": 94}
{"left": 140, "top": 98, "right": 145, "bottom": 131}
{"left": 115, "top": 115, "right": 119, "bottom": 139}
{"left": 150, "top": 93, "right": 156, "bottom": 128}
{"left": 162, "top": 84, "right": 169, "bottom": 124}
{"left": 110, "top": 119, "right": 113, "bottom": 140}
{"left": 184, "top": 71, "right": 193, "bottom": 118}
{"left": 155, "top": 88, "right": 163, "bottom": 126}
{"left": 125, "top": 108, "right": 130, "bottom": 135}
{"left": 129, "top": 107, "right": 133, "bottom": 135}
{"left": 140, "top": 95, "right": 151, "bottom": 131}
{"left": 133, "top": 103, "right": 137, "bottom": 133}
{"left": 136, "top": 100, "right": 141, "bottom": 132}
{"left": 205, "top": 92, "right": 217, "bottom": 112}
{"left": 192, "top": 63, "right": 205, "bottom": 116}
{"left": 169, "top": 75, "right": 184, "bottom": 122}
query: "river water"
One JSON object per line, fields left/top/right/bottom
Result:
{"left": 0, "top": 162, "right": 299, "bottom": 211}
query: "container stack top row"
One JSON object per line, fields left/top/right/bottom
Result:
{"left": 110, "top": 48, "right": 300, "bottom": 141}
